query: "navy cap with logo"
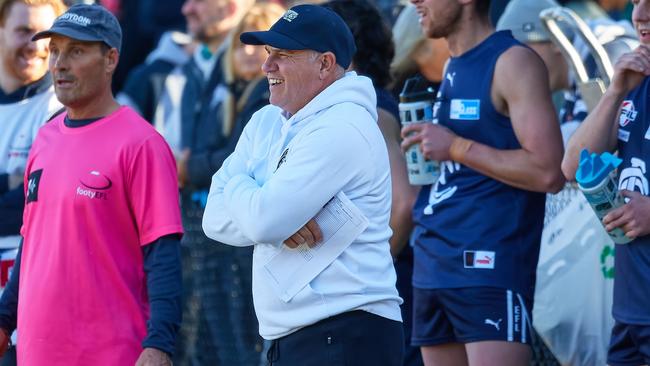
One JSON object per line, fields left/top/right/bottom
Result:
{"left": 32, "top": 4, "right": 122, "bottom": 52}
{"left": 240, "top": 4, "right": 356, "bottom": 69}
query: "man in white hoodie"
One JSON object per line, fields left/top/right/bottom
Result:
{"left": 202, "top": 4, "right": 404, "bottom": 365}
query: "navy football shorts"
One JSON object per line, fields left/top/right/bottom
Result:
{"left": 608, "top": 320, "right": 650, "bottom": 366}
{"left": 412, "top": 287, "right": 533, "bottom": 346}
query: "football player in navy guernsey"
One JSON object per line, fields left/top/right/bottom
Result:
{"left": 564, "top": 0, "right": 650, "bottom": 364}
{"left": 401, "top": 0, "right": 565, "bottom": 365}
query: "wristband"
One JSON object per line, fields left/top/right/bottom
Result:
{"left": 449, "top": 137, "right": 474, "bottom": 162}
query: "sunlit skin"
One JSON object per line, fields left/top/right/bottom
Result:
{"left": 0, "top": 2, "right": 57, "bottom": 93}
{"left": 633, "top": 0, "right": 650, "bottom": 45}
{"left": 412, "top": 0, "right": 462, "bottom": 39}
{"left": 262, "top": 46, "right": 327, "bottom": 116}
{"left": 48, "top": 35, "right": 119, "bottom": 119}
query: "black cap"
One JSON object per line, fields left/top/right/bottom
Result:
{"left": 240, "top": 4, "right": 356, "bottom": 69}
{"left": 32, "top": 4, "right": 122, "bottom": 52}
{"left": 399, "top": 76, "right": 436, "bottom": 103}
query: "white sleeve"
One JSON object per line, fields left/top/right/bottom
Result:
{"left": 222, "top": 122, "right": 370, "bottom": 244}
{"left": 202, "top": 117, "right": 257, "bottom": 247}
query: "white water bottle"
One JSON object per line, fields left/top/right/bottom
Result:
{"left": 399, "top": 78, "right": 439, "bottom": 185}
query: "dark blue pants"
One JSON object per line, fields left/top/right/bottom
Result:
{"left": 267, "top": 310, "right": 404, "bottom": 366}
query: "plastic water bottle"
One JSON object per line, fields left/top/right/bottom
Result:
{"left": 576, "top": 149, "right": 632, "bottom": 244}
{"left": 399, "top": 78, "right": 439, "bottom": 185}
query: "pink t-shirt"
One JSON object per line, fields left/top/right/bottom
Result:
{"left": 19, "top": 107, "right": 183, "bottom": 365}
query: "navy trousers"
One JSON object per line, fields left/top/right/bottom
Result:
{"left": 267, "top": 310, "right": 404, "bottom": 366}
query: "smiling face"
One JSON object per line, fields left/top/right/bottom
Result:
{"left": 48, "top": 35, "right": 117, "bottom": 108}
{"left": 632, "top": 0, "right": 650, "bottom": 44}
{"left": 0, "top": 2, "right": 57, "bottom": 88}
{"left": 410, "top": 0, "right": 462, "bottom": 39}
{"left": 261, "top": 46, "right": 326, "bottom": 115}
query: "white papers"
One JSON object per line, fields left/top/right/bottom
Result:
{"left": 263, "top": 192, "right": 369, "bottom": 302}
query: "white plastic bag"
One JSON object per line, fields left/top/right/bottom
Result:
{"left": 535, "top": 186, "right": 614, "bottom": 365}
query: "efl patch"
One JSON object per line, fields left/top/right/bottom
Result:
{"left": 450, "top": 99, "right": 480, "bottom": 120}
{"left": 464, "top": 250, "right": 495, "bottom": 269}
{"left": 619, "top": 100, "right": 637, "bottom": 127}
{"left": 26, "top": 169, "right": 43, "bottom": 203}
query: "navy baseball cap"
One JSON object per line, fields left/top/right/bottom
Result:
{"left": 32, "top": 4, "right": 122, "bottom": 52}
{"left": 240, "top": 4, "right": 356, "bottom": 69}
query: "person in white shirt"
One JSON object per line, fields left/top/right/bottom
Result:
{"left": 202, "top": 4, "right": 403, "bottom": 365}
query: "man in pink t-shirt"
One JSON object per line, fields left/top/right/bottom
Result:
{"left": 0, "top": 4, "right": 184, "bottom": 366}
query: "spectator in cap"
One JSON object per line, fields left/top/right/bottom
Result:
{"left": 0, "top": 4, "right": 184, "bottom": 366}
{"left": 497, "top": 0, "right": 570, "bottom": 93}
{"left": 202, "top": 4, "right": 404, "bottom": 365}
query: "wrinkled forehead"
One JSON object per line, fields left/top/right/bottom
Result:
{"left": 48, "top": 34, "right": 112, "bottom": 54}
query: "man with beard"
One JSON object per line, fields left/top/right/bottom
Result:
{"left": 0, "top": 1, "right": 65, "bottom": 363}
{"left": 401, "top": 0, "right": 565, "bottom": 365}
{"left": 563, "top": 0, "right": 650, "bottom": 364}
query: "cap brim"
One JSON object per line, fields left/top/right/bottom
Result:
{"left": 32, "top": 26, "right": 104, "bottom": 44}
{"left": 240, "top": 30, "right": 307, "bottom": 50}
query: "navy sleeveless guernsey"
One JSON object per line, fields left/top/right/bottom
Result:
{"left": 614, "top": 76, "right": 650, "bottom": 325}
{"left": 412, "top": 31, "right": 545, "bottom": 300}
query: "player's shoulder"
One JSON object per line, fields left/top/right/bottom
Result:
{"left": 497, "top": 44, "right": 544, "bottom": 72}
{"left": 493, "top": 45, "right": 547, "bottom": 94}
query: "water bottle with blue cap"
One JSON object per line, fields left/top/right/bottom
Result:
{"left": 576, "top": 149, "right": 632, "bottom": 244}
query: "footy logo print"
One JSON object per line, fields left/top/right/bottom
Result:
{"left": 77, "top": 170, "right": 112, "bottom": 200}
{"left": 80, "top": 170, "right": 112, "bottom": 190}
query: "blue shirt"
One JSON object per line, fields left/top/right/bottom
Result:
{"left": 614, "top": 76, "right": 650, "bottom": 324}
{"left": 412, "top": 31, "right": 545, "bottom": 299}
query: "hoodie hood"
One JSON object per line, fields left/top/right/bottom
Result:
{"left": 145, "top": 31, "right": 192, "bottom": 66}
{"left": 288, "top": 71, "right": 377, "bottom": 125}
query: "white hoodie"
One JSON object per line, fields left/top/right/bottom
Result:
{"left": 202, "top": 72, "right": 402, "bottom": 339}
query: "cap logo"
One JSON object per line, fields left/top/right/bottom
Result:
{"left": 522, "top": 22, "right": 534, "bottom": 33}
{"left": 58, "top": 12, "right": 91, "bottom": 26}
{"left": 282, "top": 10, "right": 298, "bottom": 22}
